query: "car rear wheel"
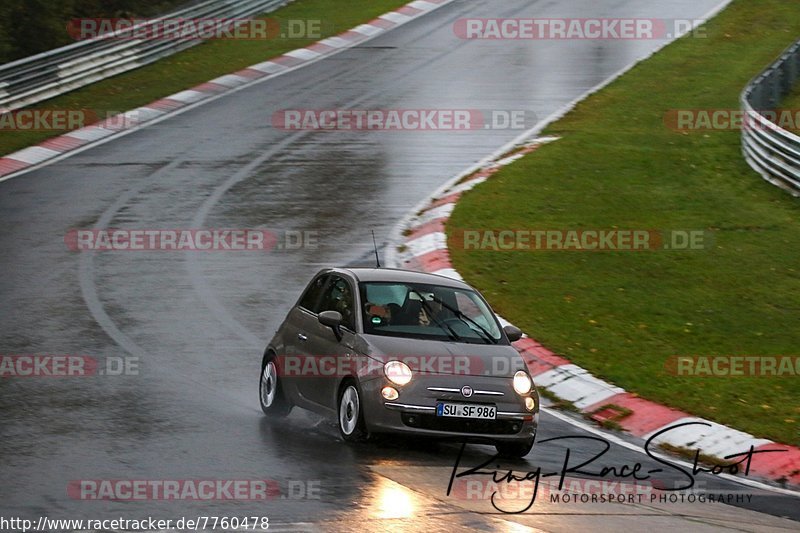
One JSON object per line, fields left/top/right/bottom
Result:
{"left": 338, "top": 381, "right": 368, "bottom": 442}
{"left": 495, "top": 438, "right": 534, "bottom": 459}
{"left": 259, "top": 355, "right": 292, "bottom": 417}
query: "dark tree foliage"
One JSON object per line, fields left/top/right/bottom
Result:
{"left": 0, "top": 0, "right": 193, "bottom": 64}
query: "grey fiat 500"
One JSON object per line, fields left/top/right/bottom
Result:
{"left": 259, "top": 267, "right": 539, "bottom": 457}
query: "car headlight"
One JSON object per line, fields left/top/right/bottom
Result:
{"left": 513, "top": 370, "right": 532, "bottom": 395}
{"left": 384, "top": 361, "right": 412, "bottom": 386}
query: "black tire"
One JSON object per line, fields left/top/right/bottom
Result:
{"left": 338, "top": 380, "right": 369, "bottom": 442}
{"left": 495, "top": 438, "right": 534, "bottom": 459}
{"left": 259, "top": 353, "right": 292, "bottom": 417}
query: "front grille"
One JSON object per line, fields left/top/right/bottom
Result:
{"left": 401, "top": 413, "right": 522, "bottom": 435}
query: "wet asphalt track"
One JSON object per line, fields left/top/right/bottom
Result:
{"left": 1, "top": 0, "right": 798, "bottom": 530}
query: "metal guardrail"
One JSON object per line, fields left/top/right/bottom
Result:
{"left": 0, "top": 0, "right": 287, "bottom": 111}
{"left": 741, "top": 38, "right": 800, "bottom": 196}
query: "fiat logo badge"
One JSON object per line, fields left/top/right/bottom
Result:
{"left": 461, "top": 385, "right": 474, "bottom": 398}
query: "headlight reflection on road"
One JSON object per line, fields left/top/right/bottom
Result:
{"left": 370, "top": 477, "right": 416, "bottom": 520}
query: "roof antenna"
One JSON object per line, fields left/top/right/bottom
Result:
{"left": 371, "top": 230, "right": 381, "bottom": 268}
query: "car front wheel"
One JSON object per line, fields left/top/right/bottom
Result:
{"left": 338, "top": 381, "right": 368, "bottom": 442}
{"left": 259, "top": 356, "right": 292, "bottom": 417}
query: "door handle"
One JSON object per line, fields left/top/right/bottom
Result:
{"left": 297, "top": 333, "right": 308, "bottom": 341}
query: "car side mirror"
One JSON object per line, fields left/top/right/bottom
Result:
{"left": 319, "top": 310, "right": 343, "bottom": 341}
{"left": 503, "top": 325, "right": 523, "bottom": 342}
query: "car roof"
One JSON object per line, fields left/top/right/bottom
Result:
{"left": 329, "top": 267, "right": 474, "bottom": 290}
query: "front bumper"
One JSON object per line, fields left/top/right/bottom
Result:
{"left": 360, "top": 374, "right": 538, "bottom": 444}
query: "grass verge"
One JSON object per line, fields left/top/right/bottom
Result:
{"left": 782, "top": 83, "right": 800, "bottom": 111}
{"left": 0, "top": 0, "right": 409, "bottom": 156}
{"left": 448, "top": 0, "right": 800, "bottom": 446}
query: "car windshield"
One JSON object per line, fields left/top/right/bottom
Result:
{"left": 359, "top": 281, "right": 503, "bottom": 344}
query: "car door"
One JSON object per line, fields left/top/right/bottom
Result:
{"left": 280, "top": 273, "right": 329, "bottom": 409}
{"left": 301, "top": 274, "right": 359, "bottom": 410}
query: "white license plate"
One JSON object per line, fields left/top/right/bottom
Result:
{"left": 436, "top": 402, "right": 496, "bottom": 420}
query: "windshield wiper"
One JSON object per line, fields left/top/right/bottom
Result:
{"left": 430, "top": 295, "right": 498, "bottom": 345}
{"left": 408, "top": 289, "right": 462, "bottom": 342}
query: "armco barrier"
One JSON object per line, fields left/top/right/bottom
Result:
{"left": 0, "top": 0, "right": 287, "bottom": 112}
{"left": 741, "top": 38, "right": 800, "bottom": 196}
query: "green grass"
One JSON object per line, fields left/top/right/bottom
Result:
{"left": 0, "top": 0, "right": 408, "bottom": 156}
{"left": 448, "top": 0, "right": 800, "bottom": 446}
{"left": 782, "top": 83, "right": 800, "bottom": 112}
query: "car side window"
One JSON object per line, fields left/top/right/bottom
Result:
{"left": 298, "top": 274, "right": 329, "bottom": 313}
{"left": 318, "top": 276, "right": 355, "bottom": 331}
